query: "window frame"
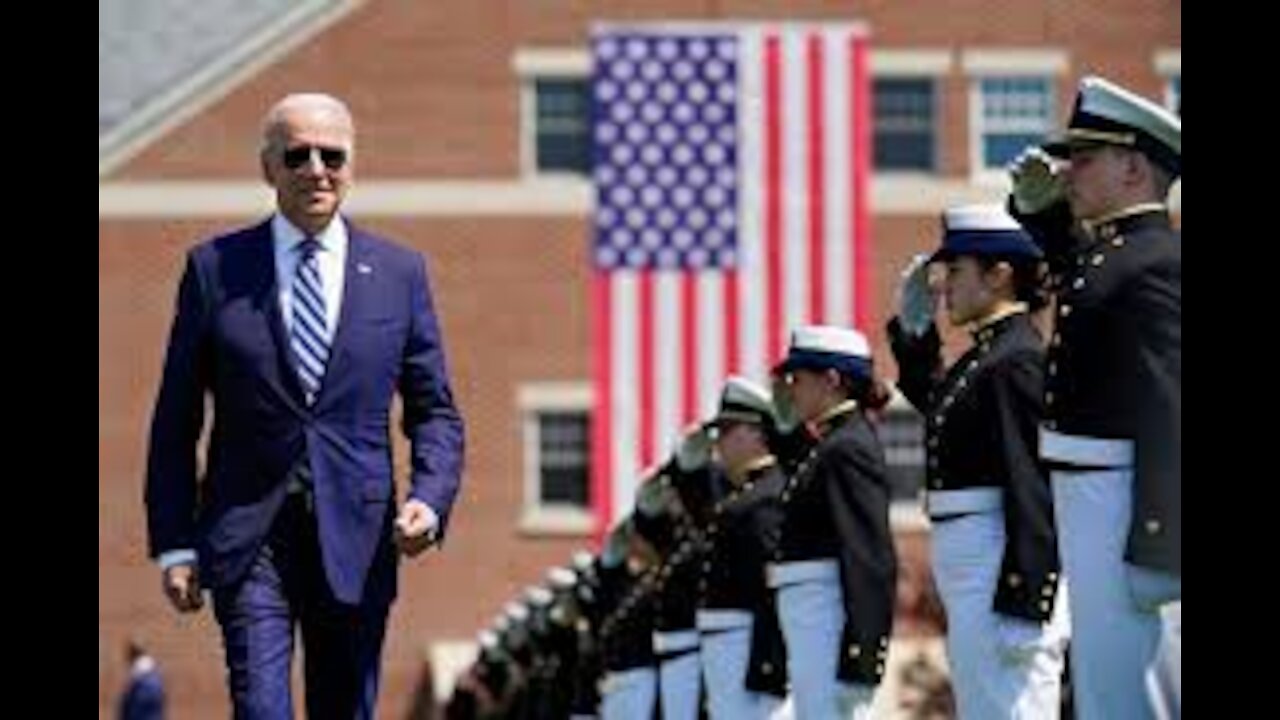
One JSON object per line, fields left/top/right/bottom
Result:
{"left": 517, "top": 382, "right": 594, "bottom": 536}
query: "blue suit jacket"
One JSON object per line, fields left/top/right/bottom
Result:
{"left": 145, "top": 218, "right": 465, "bottom": 605}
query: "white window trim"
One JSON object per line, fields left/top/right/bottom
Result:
{"left": 961, "top": 49, "right": 1069, "bottom": 76}
{"left": 518, "top": 382, "right": 595, "bottom": 536}
{"left": 1154, "top": 49, "right": 1181, "bottom": 112}
{"left": 871, "top": 53, "right": 948, "bottom": 176}
{"left": 871, "top": 48, "right": 952, "bottom": 77}
{"left": 965, "top": 77, "right": 1056, "bottom": 182}
{"left": 513, "top": 48, "right": 591, "bottom": 180}
{"left": 962, "top": 49, "right": 1067, "bottom": 181}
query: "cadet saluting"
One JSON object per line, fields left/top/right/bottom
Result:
{"left": 1008, "top": 75, "right": 1181, "bottom": 719}
{"left": 889, "top": 204, "right": 1068, "bottom": 717}
{"left": 767, "top": 327, "right": 897, "bottom": 719}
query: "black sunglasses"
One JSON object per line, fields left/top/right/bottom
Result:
{"left": 281, "top": 145, "right": 348, "bottom": 170}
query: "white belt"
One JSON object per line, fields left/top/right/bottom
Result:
{"left": 926, "top": 487, "right": 1003, "bottom": 518}
{"left": 1040, "top": 427, "right": 1134, "bottom": 468}
{"left": 766, "top": 559, "right": 839, "bottom": 588}
{"left": 696, "top": 608, "right": 753, "bottom": 632}
{"left": 653, "top": 629, "right": 700, "bottom": 654}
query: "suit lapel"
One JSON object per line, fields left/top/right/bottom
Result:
{"left": 248, "top": 220, "right": 309, "bottom": 407}
{"left": 313, "top": 220, "right": 372, "bottom": 409}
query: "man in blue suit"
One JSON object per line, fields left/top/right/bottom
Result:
{"left": 145, "top": 93, "right": 466, "bottom": 719}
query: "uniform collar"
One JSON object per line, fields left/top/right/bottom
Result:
{"left": 971, "top": 304, "right": 1028, "bottom": 345}
{"left": 1081, "top": 203, "right": 1168, "bottom": 242}
{"left": 813, "top": 399, "right": 859, "bottom": 437}
{"left": 728, "top": 454, "right": 777, "bottom": 485}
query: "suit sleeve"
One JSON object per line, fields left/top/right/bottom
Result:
{"left": 145, "top": 251, "right": 213, "bottom": 559}
{"left": 886, "top": 316, "right": 943, "bottom": 412}
{"left": 988, "top": 349, "right": 1062, "bottom": 621}
{"left": 822, "top": 436, "right": 897, "bottom": 685}
{"left": 400, "top": 254, "right": 466, "bottom": 538}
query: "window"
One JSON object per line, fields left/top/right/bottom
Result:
{"left": 874, "top": 78, "right": 937, "bottom": 172}
{"left": 880, "top": 407, "right": 926, "bottom": 505}
{"left": 519, "top": 383, "right": 593, "bottom": 534}
{"left": 534, "top": 79, "right": 591, "bottom": 174}
{"left": 973, "top": 76, "right": 1055, "bottom": 172}
{"left": 536, "top": 411, "right": 590, "bottom": 507}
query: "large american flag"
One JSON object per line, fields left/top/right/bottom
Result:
{"left": 590, "top": 23, "right": 873, "bottom": 535}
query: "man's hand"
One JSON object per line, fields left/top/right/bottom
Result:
{"left": 769, "top": 372, "right": 801, "bottom": 434}
{"left": 162, "top": 563, "right": 204, "bottom": 613}
{"left": 895, "top": 253, "right": 938, "bottom": 338}
{"left": 675, "top": 423, "right": 714, "bottom": 471}
{"left": 395, "top": 498, "right": 440, "bottom": 558}
{"left": 1010, "top": 147, "right": 1066, "bottom": 215}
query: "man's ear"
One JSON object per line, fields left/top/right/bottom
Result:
{"left": 986, "top": 260, "right": 1015, "bottom": 290}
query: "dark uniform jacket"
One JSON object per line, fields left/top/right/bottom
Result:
{"left": 773, "top": 404, "right": 898, "bottom": 685}
{"left": 701, "top": 458, "right": 789, "bottom": 696}
{"left": 1013, "top": 201, "right": 1181, "bottom": 574}
{"left": 889, "top": 311, "right": 1061, "bottom": 621}
{"left": 598, "top": 564, "right": 659, "bottom": 674}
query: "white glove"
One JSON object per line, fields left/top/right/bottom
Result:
{"left": 675, "top": 423, "right": 714, "bottom": 471}
{"left": 635, "top": 473, "right": 674, "bottom": 516}
{"left": 895, "top": 253, "right": 937, "bottom": 338}
{"left": 770, "top": 372, "right": 801, "bottom": 434}
{"left": 995, "top": 615, "right": 1046, "bottom": 666}
{"left": 1009, "top": 147, "right": 1066, "bottom": 215}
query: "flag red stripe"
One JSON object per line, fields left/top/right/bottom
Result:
{"left": 638, "top": 270, "right": 656, "bottom": 469}
{"left": 680, "top": 273, "right": 697, "bottom": 425}
{"left": 725, "top": 269, "right": 740, "bottom": 374}
{"left": 807, "top": 33, "right": 826, "bottom": 325}
{"left": 764, "top": 34, "right": 784, "bottom": 364}
{"left": 590, "top": 271, "right": 613, "bottom": 544}
{"left": 851, "top": 36, "right": 872, "bottom": 330}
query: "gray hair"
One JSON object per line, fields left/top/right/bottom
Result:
{"left": 260, "top": 93, "right": 354, "bottom": 155}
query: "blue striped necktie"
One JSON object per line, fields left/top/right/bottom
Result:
{"left": 291, "top": 238, "right": 330, "bottom": 404}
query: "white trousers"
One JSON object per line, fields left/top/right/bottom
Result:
{"left": 699, "top": 617, "right": 788, "bottom": 719}
{"left": 1052, "top": 468, "right": 1180, "bottom": 720}
{"left": 658, "top": 648, "right": 702, "bottom": 720}
{"left": 774, "top": 565, "right": 876, "bottom": 719}
{"left": 600, "top": 666, "right": 657, "bottom": 720}
{"left": 931, "top": 510, "right": 1069, "bottom": 719}
{"left": 1145, "top": 601, "right": 1182, "bottom": 720}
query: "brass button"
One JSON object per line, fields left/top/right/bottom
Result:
{"left": 1091, "top": 253, "right": 1105, "bottom": 266}
{"left": 1112, "top": 237, "right": 1126, "bottom": 248}
{"left": 1042, "top": 584, "right": 1055, "bottom": 598}
{"left": 1047, "top": 572, "right": 1058, "bottom": 582}
{"left": 1060, "top": 304, "right": 1072, "bottom": 317}
{"left": 876, "top": 662, "right": 885, "bottom": 676}
{"left": 848, "top": 645, "right": 861, "bottom": 658}
{"left": 1007, "top": 573, "right": 1023, "bottom": 588}
{"left": 1045, "top": 392, "right": 1054, "bottom": 405}
{"left": 1072, "top": 277, "right": 1085, "bottom": 290}
{"left": 1040, "top": 600, "right": 1051, "bottom": 613}
{"left": 1048, "top": 362, "right": 1057, "bottom": 376}
{"left": 1145, "top": 519, "right": 1161, "bottom": 534}
{"left": 1051, "top": 334, "right": 1062, "bottom": 347}
{"left": 761, "top": 662, "right": 773, "bottom": 674}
